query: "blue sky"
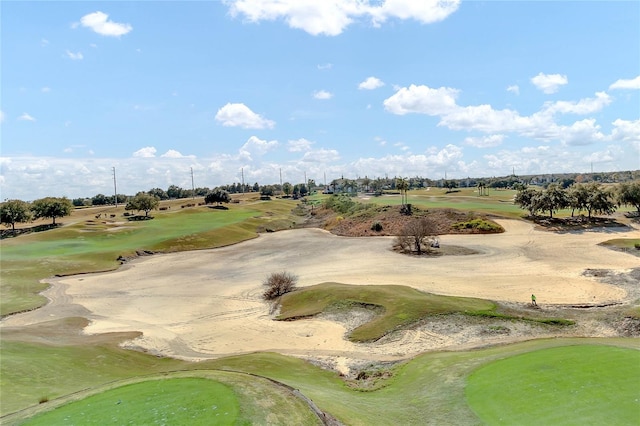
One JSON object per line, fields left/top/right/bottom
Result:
{"left": 1, "top": 0, "right": 639, "bottom": 200}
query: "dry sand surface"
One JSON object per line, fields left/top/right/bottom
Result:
{"left": 3, "top": 219, "right": 639, "bottom": 368}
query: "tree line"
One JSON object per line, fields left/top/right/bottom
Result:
{"left": 514, "top": 181, "right": 640, "bottom": 219}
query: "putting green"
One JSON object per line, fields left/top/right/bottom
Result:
{"left": 22, "top": 378, "right": 239, "bottom": 425}
{"left": 466, "top": 345, "right": 640, "bottom": 425}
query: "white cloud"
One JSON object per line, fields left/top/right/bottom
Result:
{"left": 313, "top": 90, "right": 333, "bottom": 100}
{"left": 375, "top": 136, "right": 387, "bottom": 146}
{"left": 317, "top": 63, "right": 333, "bottom": 70}
{"left": 611, "top": 118, "right": 640, "bottom": 143}
{"left": 0, "top": 110, "right": 5, "bottom": 123}
{"left": 41, "top": 87, "right": 51, "bottom": 93}
{"left": 161, "top": 150, "right": 195, "bottom": 158}
{"left": 301, "top": 148, "right": 340, "bottom": 163}
{"left": 541, "top": 92, "right": 611, "bottom": 115}
{"left": 557, "top": 119, "right": 606, "bottom": 146}
{"left": 215, "top": 103, "right": 275, "bottom": 129}
{"left": 225, "top": 0, "right": 459, "bottom": 36}
{"left": 609, "top": 75, "right": 640, "bottom": 90}
{"left": 288, "top": 138, "right": 314, "bottom": 152}
{"left": 18, "top": 113, "right": 36, "bottom": 122}
{"left": 464, "top": 135, "right": 505, "bottom": 148}
{"left": 531, "top": 72, "right": 568, "bottom": 94}
{"left": 358, "top": 76, "right": 385, "bottom": 90}
{"left": 65, "top": 50, "right": 83, "bottom": 60}
{"left": 78, "top": 11, "right": 132, "bottom": 37}
{"left": 239, "top": 136, "right": 279, "bottom": 160}
{"left": 369, "top": 0, "right": 461, "bottom": 26}
{"left": 133, "top": 146, "right": 157, "bottom": 158}
{"left": 41, "top": 38, "right": 49, "bottom": 47}
{"left": 507, "top": 85, "right": 519, "bottom": 95}
{"left": 383, "top": 84, "right": 458, "bottom": 115}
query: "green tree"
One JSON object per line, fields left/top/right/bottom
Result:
{"left": 444, "top": 180, "right": 458, "bottom": 193}
{"left": 514, "top": 187, "right": 540, "bottom": 216}
{"left": 166, "top": 185, "right": 184, "bottom": 199}
{"left": 396, "top": 178, "right": 409, "bottom": 207}
{"left": 0, "top": 199, "right": 32, "bottom": 232}
{"left": 204, "top": 188, "right": 231, "bottom": 206}
{"left": 540, "top": 183, "right": 569, "bottom": 218}
{"left": 125, "top": 193, "right": 159, "bottom": 217}
{"left": 567, "top": 183, "right": 590, "bottom": 217}
{"left": 147, "top": 188, "right": 169, "bottom": 200}
{"left": 91, "top": 193, "right": 109, "bottom": 206}
{"left": 282, "top": 182, "right": 293, "bottom": 196}
{"left": 31, "top": 197, "right": 73, "bottom": 225}
{"left": 617, "top": 181, "right": 640, "bottom": 215}
{"left": 585, "top": 183, "right": 616, "bottom": 218}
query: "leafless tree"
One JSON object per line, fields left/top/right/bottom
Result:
{"left": 396, "top": 217, "right": 437, "bottom": 255}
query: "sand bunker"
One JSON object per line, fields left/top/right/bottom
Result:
{"left": 3, "top": 219, "right": 639, "bottom": 362}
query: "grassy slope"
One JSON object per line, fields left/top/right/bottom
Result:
{"left": 277, "top": 283, "right": 495, "bottom": 341}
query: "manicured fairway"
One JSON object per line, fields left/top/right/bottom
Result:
{"left": 466, "top": 345, "right": 640, "bottom": 425}
{"left": 22, "top": 378, "right": 239, "bottom": 425}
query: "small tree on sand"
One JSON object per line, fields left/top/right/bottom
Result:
{"left": 262, "top": 271, "right": 298, "bottom": 300}
{"left": 395, "top": 217, "right": 437, "bottom": 255}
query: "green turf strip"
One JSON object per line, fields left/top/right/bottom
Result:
{"left": 466, "top": 345, "right": 640, "bottom": 425}
{"left": 22, "top": 378, "right": 239, "bottom": 426}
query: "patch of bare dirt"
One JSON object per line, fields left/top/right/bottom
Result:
{"left": 302, "top": 204, "right": 503, "bottom": 238}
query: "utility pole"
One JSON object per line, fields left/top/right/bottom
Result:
{"left": 112, "top": 167, "right": 118, "bottom": 207}
{"left": 190, "top": 167, "right": 195, "bottom": 199}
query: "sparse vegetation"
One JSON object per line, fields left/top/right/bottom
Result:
{"left": 452, "top": 218, "right": 503, "bottom": 232}
{"left": 371, "top": 221, "right": 383, "bottom": 232}
{"left": 262, "top": 271, "right": 298, "bottom": 300}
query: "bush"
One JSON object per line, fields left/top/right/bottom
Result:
{"left": 635, "top": 243, "right": 640, "bottom": 250}
{"left": 371, "top": 222, "right": 383, "bottom": 232}
{"left": 262, "top": 271, "right": 298, "bottom": 300}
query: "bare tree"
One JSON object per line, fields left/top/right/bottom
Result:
{"left": 262, "top": 271, "right": 298, "bottom": 300}
{"left": 396, "top": 217, "right": 437, "bottom": 255}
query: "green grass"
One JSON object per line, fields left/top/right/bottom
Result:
{"left": 21, "top": 378, "right": 240, "bottom": 425}
{"left": 278, "top": 283, "right": 496, "bottom": 341}
{"left": 466, "top": 345, "right": 640, "bottom": 425}
{"left": 278, "top": 284, "right": 574, "bottom": 342}
{"left": 3, "top": 338, "right": 638, "bottom": 425}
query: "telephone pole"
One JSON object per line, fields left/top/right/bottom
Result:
{"left": 112, "top": 167, "right": 118, "bottom": 207}
{"left": 190, "top": 167, "right": 195, "bottom": 199}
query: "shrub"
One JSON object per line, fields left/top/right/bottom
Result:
{"left": 635, "top": 243, "right": 640, "bottom": 250}
{"left": 262, "top": 271, "right": 298, "bottom": 300}
{"left": 371, "top": 222, "right": 383, "bottom": 232}
{"left": 38, "top": 396, "right": 49, "bottom": 404}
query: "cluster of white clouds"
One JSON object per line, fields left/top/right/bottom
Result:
{"left": 382, "top": 76, "right": 639, "bottom": 148}
{"left": 225, "top": 0, "right": 460, "bottom": 36}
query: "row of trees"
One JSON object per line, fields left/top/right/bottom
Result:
{"left": 514, "top": 181, "right": 640, "bottom": 218}
{"left": 0, "top": 197, "right": 74, "bottom": 231}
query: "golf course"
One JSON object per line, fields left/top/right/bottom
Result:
{"left": 1, "top": 189, "right": 639, "bottom": 425}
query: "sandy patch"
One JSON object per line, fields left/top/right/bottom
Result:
{"left": 3, "top": 219, "right": 639, "bottom": 364}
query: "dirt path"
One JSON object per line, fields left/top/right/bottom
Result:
{"left": 2, "top": 219, "right": 639, "bottom": 367}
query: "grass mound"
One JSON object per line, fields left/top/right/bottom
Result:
{"left": 277, "top": 283, "right": 495, "bottom": 342}
{"left": 466, "top": 345, "right": 640, "bottom": 425}
{"left": 22, "top": 378, "right": 239, "bottom": 425}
